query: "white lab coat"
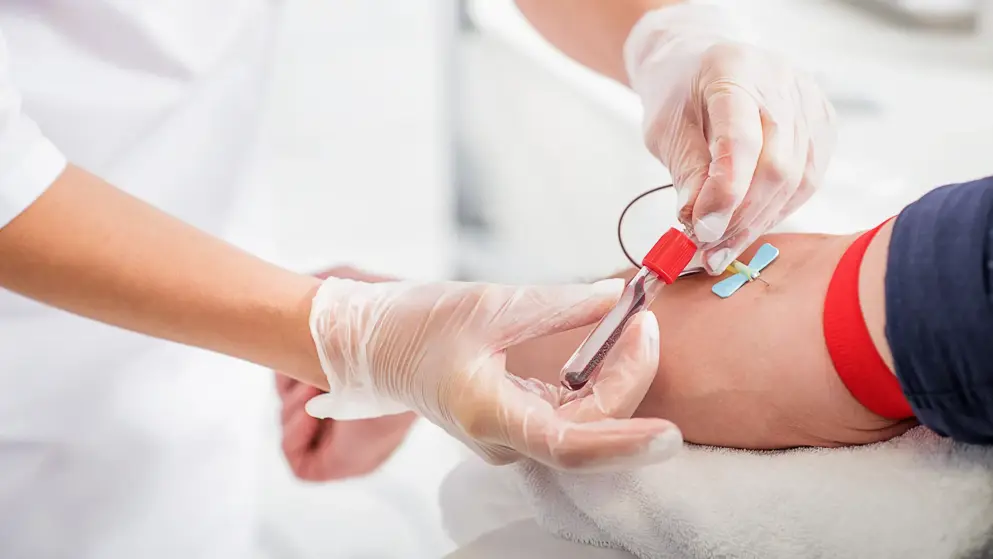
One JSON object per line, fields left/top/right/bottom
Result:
{"left": 0, "top": 1, "right": 279, "bottom": 557}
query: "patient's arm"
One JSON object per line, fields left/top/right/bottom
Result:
{"left": 506, "top": 226, "right": 912, "bottom": 450}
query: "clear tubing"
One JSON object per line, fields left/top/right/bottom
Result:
{"left": 560, "top": 267, "right": 665, "bottom": 390}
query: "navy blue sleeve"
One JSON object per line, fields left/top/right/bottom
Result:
{"left": 885, "top": 176, "right": 993, "bottom": 443}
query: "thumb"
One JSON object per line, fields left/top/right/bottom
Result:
{"left": 491, "top": 278, "right": 625, "bottom": 349}
{"left": 557, "top": 311, "right": 661, "bottom": 423}
{"left": 451, "top": 359, "right": 681, "bottom": 472}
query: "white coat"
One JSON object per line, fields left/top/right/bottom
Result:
{"left": 0, "top": 1, "right": 279, "bottom": 557}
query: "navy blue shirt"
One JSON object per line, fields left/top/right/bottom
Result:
{"left": 886, "top": 176, "right": 993, "bottom": 443}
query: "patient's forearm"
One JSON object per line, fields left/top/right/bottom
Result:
{"left": 507, "top": 229, "right": 896, "bottom": 395}
{"left": 509, "top": 183, "right": 990, "bottom": 450}
{"left": 504, "top": 233, "right": 907, "bottom": 450}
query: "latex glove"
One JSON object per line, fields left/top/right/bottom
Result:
{"left": 624, "top": 3, "right": 837, "bottom": 274}
{"left": 305, "top": 278, "right": 682, "bottom": 473}
{"left": 277, "top": 265, "right": 416, "bottom": 482}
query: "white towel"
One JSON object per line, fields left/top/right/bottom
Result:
{"left": 441, "top": 427, "right": 993, "bottom": 559}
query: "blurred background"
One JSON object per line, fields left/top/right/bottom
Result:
{"left": 251, "top": 0, "right": 993, "bottom": 556}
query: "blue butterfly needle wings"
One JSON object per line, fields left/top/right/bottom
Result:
{"left": 711, "top": 243, "right": 780, "bottom": 299}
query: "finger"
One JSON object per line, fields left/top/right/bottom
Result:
{"left": 314, "top": 413, "right": 418, "bottom": 480}
{"left": 706, "top": 192, "right": 784, "bottom": 272}
{"left": 701, "top": 236, "right": 754, "bottom": 275}
{"left": 281, "top": 408, "right": 325, "bottom": 462}
{"left": 298, "top": 423, "right": 336, "bottom": 481}
{"left": 491, "top": 279, "right": 625, "bottom": 349}
{"left": 542, "top": 418, "right": 683, "bottom": 473}
{"left": 775, "top": 125, "right": 830, "bottom": 223}
{"left": 721, "top": 104, "right": 805, "bottom": 241}
{"left": 296, "top": 414, "right": 417, "bottom": 482}
{"left": 557, "top": 311, "right": 660, "bottom": 423}
{"left": 274, "top": 372, "right": 297, "bottom": 396}
{"left": 692, "top": 87, "right": 763, "bottom": 243}
{"left": 675, "top": 160, "right": 710, "bottom": 231}
{"left": 775, "top": 173, "right": 816, "bottom": 226}
{"left": 473, "top": 368, "right": 682, "bottom": 473}
{"left": 700, "top": 217, "right": 765, "bottom": 274}
{"left": 797, "top": 72, "right": 838, "bottom": 178}
{"left": 771, "top": 76, "right": 834, "bottom": 226}
{"left": 699, "top": 212, "right": 777, "bottom": 274}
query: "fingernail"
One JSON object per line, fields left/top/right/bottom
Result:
{"left": 707, "top": 248, "right": 733, "bottom": 272}
{"left": 591, "top": 278, "right": 625, "bottom": 296}
{"left": 646, "top": 428, "right": 683, "bottom": 461}
{"left": 694, "top": 213, "right": 731, "bottom": 243}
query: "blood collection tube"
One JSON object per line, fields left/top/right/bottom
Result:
{"left": 560, "top": 228, "right": 697, "bottom": 391}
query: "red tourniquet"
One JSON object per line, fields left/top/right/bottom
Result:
{"left": 823, "top": 219, "right": 913, "bottom": 420}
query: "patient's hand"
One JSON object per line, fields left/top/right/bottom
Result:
{"left": 276, "top": 374, "right": 415, "bottom": 480}
{"left": 507, "top": 233, "right": 915, "bottom": 449}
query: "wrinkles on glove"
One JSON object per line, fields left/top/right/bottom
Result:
{"left": 624, "top": 3, "right": 837, "bottom": 275}
{"left": 455, "top": 312, "right": 681, "bottom": 473}
{"left": 307, "top": 279, "right": 413, "bottom": 420}
{"left": 305, "top": 276, "right": 683, "bottom": 472}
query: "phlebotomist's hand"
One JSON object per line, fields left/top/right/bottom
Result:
{"left": 276, "top": 267, "right": 416, "bottom": 481}
{"left": 305, "top": 275, "right": 683, "bottom": 473}
{"left": 625, "top": 3, "right": 837, "bottom": 274}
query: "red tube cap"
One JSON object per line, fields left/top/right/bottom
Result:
{"left": 642, "top": 228, "right": 697, "bottom": 283}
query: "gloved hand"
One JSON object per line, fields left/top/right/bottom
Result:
{"left": 624, "top": 3, "right": 837, "bottom": 274}
{"left": 305, "top": 277, "right": 682, "bottom": 473}
{"left": 277, "top": 266, "right": 416, "bottom": 482}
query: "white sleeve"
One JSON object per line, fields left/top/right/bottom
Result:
{"left": 0, "top": 30, "right": 68, "bottom": 228}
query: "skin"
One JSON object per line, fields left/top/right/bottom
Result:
{"left": 514, "top": 0, "right": 678, "bottom": 84}
{"left": 0, "top": 166, "right": 327, "bottom": 389}
{"left": 507, "top": 226, "right": 914, "bottom": 450}
{"left": 277, "top": 373, "right": 416, "bottom": 481}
